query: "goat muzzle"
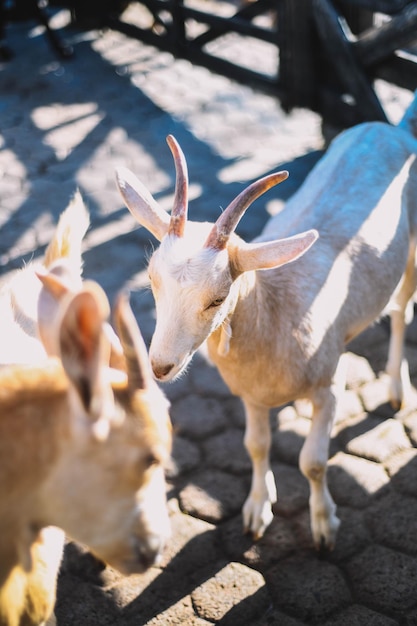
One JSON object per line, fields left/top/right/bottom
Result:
{"left": 152, "top": 361, "right": 175, "bottom": 380}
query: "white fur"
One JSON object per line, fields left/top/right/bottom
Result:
{"left": 0, "top": 191, "right": 89, "bottom": 366}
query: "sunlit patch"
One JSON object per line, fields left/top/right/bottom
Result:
{"left": 31, "top": 103, "right": 104, "bottom": 160}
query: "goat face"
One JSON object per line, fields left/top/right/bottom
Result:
{"left": 116, "top": 135, "right": 316, "bottom": 383}
{"left": 43, "top": 382, "right": 171, "bottom": 575}
{"left": 148, "top": 224, "right": 237, "bottom": 381}
{"left": 37, "top": 285, "right": 172, "bottom": 575}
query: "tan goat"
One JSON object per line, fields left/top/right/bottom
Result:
{"left": 0, "top": 191, "right": 89, "bottom": 367}
{"left": 0, "top": 281, "right": 172, "bottom": 626}
{"left": 0, "top": 192, "right": 89, "bottom": 626}
{"left": 0, "top": 195, "right": 171, "bottom": 626}
{"left": 116, "top": 94, "right": 417, "bottom": 550}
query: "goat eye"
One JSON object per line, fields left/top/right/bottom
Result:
{"left": 144, "top": 452, "right": 158, "bottom": 469}
{"left": 207, "top": 297, "right": 225, "bottom": 309}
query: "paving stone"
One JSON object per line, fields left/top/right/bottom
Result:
{"left": 265, "top": 555, "right": 351, "bottom": 624}
{"left": 403, "top": 411, "right": 417, "bottom": 446}
{"left": 158, "top": 502, "right": 222, "bottom": 572}
{"left": 272, "top": 461, "right": 310, "bottom": 517}
{"left": 384, "top": 448, "right": 417, "bottom": 497}
{"left": 202, "top": 428, "right": 251, "bottom": 474}
{"left": 404, "top": 346, "right": 417, "bottom": 385}
{"left": 365, "top": 492, "right": 417, "bottom": 555}
{"left": 219, "top": 513, "right": 299, "bottom": 568}
{"left": 346, "top": 418, "right": 411, "bottom": 462}
{"left": 106, "top": 566, "right": 162, "bottom": 608}
{"left": 251, "top": 608, "right": 308, "bottom": 626}
{"left": 60, "top": 540, "right": 114, "bottom": 587}
{"left": 115, "top": 568, "right": 206, "bottom": 624}
{"left": 55, "top": 572, "right": 119, "bottom": 626}
{"left": 347, "top": 322, "right": 390, "bottom": 368}
{"left": 404, "top": 607, "right": 417, "bottom": 626}
{"left": 191, "top": 562, "right": 269, "bottom": 624}
{"left": 113, "top": 511, "right": 227, "bottom": 622}
{"left": 344, "top": 351, "right": 378, "bottom": 389}
{"left": 272, "top": 414, "right": 311, "bottom": 466}
{"left": 345, "top": 544, "right": 417, "bottom": 615}
{"left": 334, "top": 388, "right": 364, "bottom": 423}
{"left": 160, "top": 371, "right": 194, "bottom": 404}
{"left": 290, "top": 508, "right": 318, "bottom": 551}
{"left": 323, "top": 604, "right": 399, "bottom": 626}
{"left": 168, "top": 434, "right": 202, "bottom": 478}
{"left": 178, "top": 468, "right": 248, "bottom": 523}
{"left": 189, "top": 357, "right": 232, "bottom": 397}
{"left": 328, "top": 451, "right": 390, "bottom": 508}
{"left": 406, "top": 310, "right": 417, "bottom": 343}
{"left": 144, "top": 596, "right": 213, "bottom": 626}
{"left": 216, "top": 514, "right": 257, "bottom": 560}
{"left": 327, "top": 507, "right": 372, "bottom": 564}
{"left": 358, "top": 376, "right": 398, "bottom": 418}
{"left": 333, "top": 412, "right": 383, "bottom": 448}
{"left": 170, "top": 394, "right": 230, "bottom": 440}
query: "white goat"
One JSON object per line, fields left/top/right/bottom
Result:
{"left": 0, "top": 190, "right": 124, "bottom": 374}
{"left": 0, "top": 191, "right": 89, "bottom": 367}
{"left": 0, "top": 279, "right": 172, "bottom": 626}
{"left": 116, "top": 95, "right": 417, "bottom": 549}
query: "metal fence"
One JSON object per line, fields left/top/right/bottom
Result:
{"left": 103, "top": 0, "right": 417, "bottom": 128}
{"left": 2, "top": 0, "right": 417, "bottom": 128}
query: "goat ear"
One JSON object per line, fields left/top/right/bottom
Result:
{"left": 58, "top": 283, "right": 113, "bottom": 435}
{"left": 116, "top": 166, "right": 170, "bottom": 241}
{"left": 234, "top": 230, "right": 318, "bottom": 273}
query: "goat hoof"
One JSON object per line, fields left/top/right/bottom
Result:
{"left": 242, "top": 500, "right": 274, "bottom": 541}
{"left": 317, "top": 535, "right": 331, "bottom": 558}
{"left": 242, "top": 524, "right": 262, "bottom": 541}
{"left": 388, "top": 379, "right": 404, "bottom": 412}
{"left": 389, "top": 397, "right": 403, "bottom": 412}
{"left": 314, "top": 534, "right": 335, "bottom": 556}
{"left": 311, "top": 510, "right": 340, "bottom": 552}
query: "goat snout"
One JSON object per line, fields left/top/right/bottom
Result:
{"left": 151, "top": 361, "right": 175, "bottom": 380}
{"left": 143, "top": 533, "right": 164, "bottom": 563}
{"left": 131, "top": 533, "right": 166, "bottom": 573}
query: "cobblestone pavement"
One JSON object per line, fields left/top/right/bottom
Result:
{"left": 1, "top": 6, "right": 417, "bottom": 625}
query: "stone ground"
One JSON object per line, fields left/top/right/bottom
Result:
{"left": 1, "top": 4, "right": 417, "bottom": 625}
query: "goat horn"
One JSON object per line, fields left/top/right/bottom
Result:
{"left": 167, "top": 135, "right": 189, "bottom": 238}
{"left": 113, "top": 290, "right": 152, "bottom": 392}
{"left": 205, "top": 171, "right": 289, "bottom": 250}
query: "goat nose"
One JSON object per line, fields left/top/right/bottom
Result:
{"left": 152, "top": 362, "right": 174, "bottom": 379}
{"left": 133, "top": 533, "right": 165, "bottom": 571}
{"left": 139, "top": 541, "right": 161, "bottom": 569}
